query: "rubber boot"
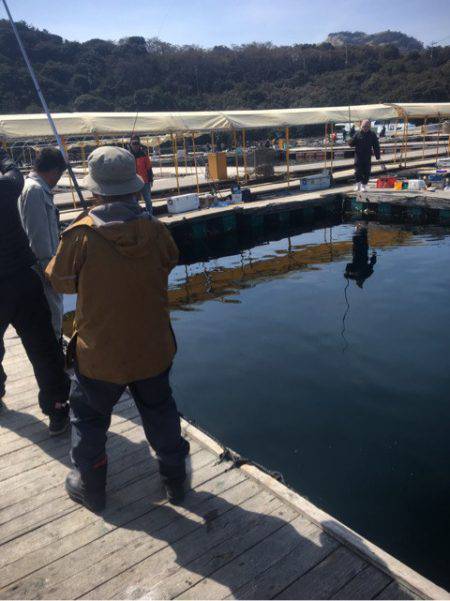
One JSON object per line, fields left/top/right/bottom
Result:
{"left": 159, "top": 460, "right": 187, "bottom": 505}
{"left": 65, "top": 458, "right": 107, "bottom": 513}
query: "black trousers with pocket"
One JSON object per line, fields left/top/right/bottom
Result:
{"left": 354, "top": 158, "right": 372, "bottom": 185}
{"left": 70, "top": 365, "right": 190, "bottom": 483}
{"left": 0, "top": 267, "right": 70, "bottom": 414}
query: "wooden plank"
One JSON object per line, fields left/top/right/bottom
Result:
{"left": 1, "top": 461, "right": 246, "bottom": 599}
{"left": 238, "top": 464, "right": 449, "bottom": 600}
{"left": 375, "top": 581, "right": 420, "bottom": 600}
{"left": 79, "top": 487, "right": 275, "bottom": 600}
{"left": 0, "top": 440, "right": 201, "bottom": 545}
{"left": 229, "top": 522, "right": 339, "bottom": 600}
{"left": 275, "top": 546, "right": 367, "bottom": 599}
{"left": 169, "top": 514, "right": 321, "bottom": 600}
{"left": 331, "top": 565, "right": 392, "bottom": 599}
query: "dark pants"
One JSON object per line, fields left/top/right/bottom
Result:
{"left": 0, "top": 268, "right": 70, "bottom": 415}
{"left": 355, "top": 158, "right": 372, "bottom": 184}
{"left": 70, "top": 366, "right": 189, "bottom": 483}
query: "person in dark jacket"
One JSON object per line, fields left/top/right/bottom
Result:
{"left": 0, "top": 149, "right": 70, "bottom": 433}
{"left": 348, "top": 119, "right": 381, "bottom": 191}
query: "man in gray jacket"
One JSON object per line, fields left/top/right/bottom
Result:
{"left": 18, "top": 148, "right": 67, "bottom": 340}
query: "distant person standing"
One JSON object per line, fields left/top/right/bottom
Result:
{"left": 18, "top": 148, "right": 67, "bottom": 341}
{"left": 129, "top": 135, "right": 154, "bottom": 215}
{"left": 348, "top": 119, "right": 380, "bottom": 192}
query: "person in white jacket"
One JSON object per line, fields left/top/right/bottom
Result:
{"left": 18, "top": 148, "right": 67, "bottom": 340}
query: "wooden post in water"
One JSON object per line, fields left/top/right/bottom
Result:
{"left": 233, "top": 129, "right": 240, "bottom": 183}
{"left": 171, "top": 133, "right": 180, "bottom": 195}
{"left": 191, "top": 133, "right": 200, "bottom": 195}
{"left": 285, "top": 127, "right": 290, "bottom": 188}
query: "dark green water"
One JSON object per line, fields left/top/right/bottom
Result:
{"left": 169, "top": 221, "right": 450, "bottom": 589}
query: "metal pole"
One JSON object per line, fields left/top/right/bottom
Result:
{"left": 233, "top": 129, "right": 240, "bottom": 183}
{"left": 191, "top": 133, "right": 200, "bottom": 195}
{"left": 422, "top": 118, "right": 427, "bottom": 160}
{"left": 242, "top": 129, "right": 248, "bottom": 181}
{"left": 436, "top": 115, "right": 441, "bottom": 161}
{"left": 285, "top": 127, "right": 290, "bottom": 188}
{"left": 330, "top": 122, "right": 334, "bottom": 174}
{"left": 324, "top": 123, "right": 328, "bottom": 169}
{"left": 171, "top": 133, "right": 180, "bottom": 195}
{"left": 183, "top": 135, "right": 188, "bottom": 175}
{"left": 1, "top": 0, "right": 86, "bottom": 208}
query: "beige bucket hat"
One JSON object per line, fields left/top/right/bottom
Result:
{"left": 82, "top": 146, "right": 144, "bottom": 196}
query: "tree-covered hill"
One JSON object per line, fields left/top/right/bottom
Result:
{"left": 0, "top": 20, "right": 448, "bottom": 114}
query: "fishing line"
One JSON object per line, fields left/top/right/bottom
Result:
{"left": 341, "top": 277, "right": 350, "bottom": 354}
{"left": 2, "top": 0, "right": 87, "bottom": 209}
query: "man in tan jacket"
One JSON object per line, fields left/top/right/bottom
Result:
{"left": 46, "top": 146, "right": 189, "bottom": 512}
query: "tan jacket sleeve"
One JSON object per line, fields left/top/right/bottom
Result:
{"left": 45, "top": 227, "right": 88, "bottom": 294}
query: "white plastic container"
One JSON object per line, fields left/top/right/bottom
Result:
{"left": 167, "top": 193, "right": 200, "bottom": 214}
{"left": 299, "top": 170, "right": 331, "bottom": 192}
{"left": 407, "top": 179, "right": 426, "bottom": 191}
{"left": 437, "top": 157, "right": 450, "bottom": 169}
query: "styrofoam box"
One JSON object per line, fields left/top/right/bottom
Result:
{"left": 437, "top": 157, "right": 450, "bottom": 169}
{"left": 299, "top": 171, "right": 331, "bottom": 192}
{"left": 230, "top": 192, "right": 243, "bottom": 204}
{"left": 407, "top": 179, "right": 426, "bottom": 191}
{"left": 167, "top": 193, "right": 200, "bottom": 214}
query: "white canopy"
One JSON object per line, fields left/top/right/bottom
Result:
{"left": 1, "top": 103, "right": 449, "bottom": 139}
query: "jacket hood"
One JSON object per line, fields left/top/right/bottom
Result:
{"left": 85, "top": 200, "right": 154, "bottom": 258}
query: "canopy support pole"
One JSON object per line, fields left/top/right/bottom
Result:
{"left": 393, "top": 119, "right": 399, "bottom": 163}
{"left": 422, "top": 119, "right": 427, "bottom": 160}
{"left": 191, "top": 133, "right": 200, "bottom": 195}
{"left": 242, "top": 129, "right": 248, "bottom": 181}
{"left": 183, "top": 136, "right": 188, "bottom": 175}
{"left": 436, "top": 114, "right": 441, "bottom": 161}
{"left": 330, "top": 122, "right": 334, "bottom": 174}
{"left": 171, "top": 133, "right": 180, "bottom": 195}
{"left": 324, "top": 123, "right": 328, "bottom": 169}
{"left": 62, "top": 137, "right": 77, "bottom": 209}
{"left": 285, "top": 127, "right": 291, "bottom": 188}
{"left": 80, "top": 141, "right": 87, "bottom": 175}
{"left": 158, "top": 137, "right": 163, "bottom": 177}
{"left": 211, "top": 131, "right": 215, "bottom": 152}
{"left": 405, "top": 116, "right": 409, "bottom": 168}
{"left": 233, "top": 129, "right": 240, "bottom": 183}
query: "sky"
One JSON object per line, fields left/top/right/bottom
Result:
{"left": 3, "top": 0, "right": 450, "bottom": 47}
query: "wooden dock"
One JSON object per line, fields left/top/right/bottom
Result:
{"left": 0, "top": 330, "right": 448, "bottom": 600}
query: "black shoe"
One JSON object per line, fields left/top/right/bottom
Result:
{"left": 65, "top": 467, "right": 106, "bottom": 513}
{"left": 48, "top": 411, "right": 70, "bottom": 436}
{"left": 164, "top": 478, "right": 186, "bottom": 505}
{"left": 0, "top": 398, "right": 5, "bottom": 413}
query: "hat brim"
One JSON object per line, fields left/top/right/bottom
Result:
{"left": 82, "top": 173, "right": 144, "bottom": 196}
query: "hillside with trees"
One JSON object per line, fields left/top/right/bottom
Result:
{"left": 0, "top": 21, "right": 448, "bottom": 114}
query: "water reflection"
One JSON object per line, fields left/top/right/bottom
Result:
{"left": 169, "top": 222, "right": 418, "bottom": 311}
{"left": 344, "top": 224, "right": 377, "bottom": 289}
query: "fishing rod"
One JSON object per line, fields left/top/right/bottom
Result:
{"left": 1, "top": 0, "right": 87, "bottom": 209}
